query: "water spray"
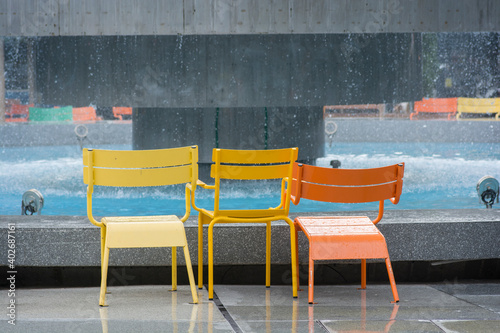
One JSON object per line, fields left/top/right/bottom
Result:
{"left": 22, "top": 189, "right": 44, "bottom": 215}
{"left": 476, "top": 176, "right": 499, "bottom": 209}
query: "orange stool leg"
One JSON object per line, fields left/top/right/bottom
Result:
{"left": 308, "top": 255, "right": 315, "bottom": 304}
{"left": 360, "top": 259, "right": 367, "bottom": 290}
{"left": 385, "top": 258, "right": 399, "bottom": 303}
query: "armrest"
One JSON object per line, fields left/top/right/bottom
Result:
{"left": 196, "top": 179, "right": 215, "bottom": 190}
{"left": 187, "top": 180, "right": 215, "bottom": 213}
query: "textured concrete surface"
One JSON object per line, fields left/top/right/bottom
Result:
{"left": 2, "top": 283, "right": 500, "bottom": 332}
{"left": 3, "top": 0, "right": 500, "bottom": 36}
{"left": 0, "top": 122, "right": 132, "bottom": 148}
{"left": 1, "top": 209, "right": 499, "bottom": 268}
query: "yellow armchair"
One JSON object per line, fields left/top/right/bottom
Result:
{"left": 192, "top": 147, "right": 299, "bottom": 300}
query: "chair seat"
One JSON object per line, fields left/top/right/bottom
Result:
{"left": 295, "top": 216, "right": 389, "bottom": 260}
{"left": 102, "top": 215, "right": 187, "bottom": 248}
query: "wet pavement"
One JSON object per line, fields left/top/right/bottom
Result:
{"left": 3, "top": 282, "right": 500, "bottom": 332}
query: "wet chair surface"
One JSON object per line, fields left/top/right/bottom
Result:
{"left": 291, "top": 162, "right": 404, "bottom": 304}
{"left": 83, "top": 146, "right": 199, "bottom": 306}
{"left": 193, "top": 147, "right": 299, "bottom": 300}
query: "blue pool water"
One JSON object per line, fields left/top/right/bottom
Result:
{"left": 1, "top": 142, "right": 499, "bottom": 216}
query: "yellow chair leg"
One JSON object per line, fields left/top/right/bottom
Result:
{"left": 100, "top": 227, "right": 107, "bottom": 294}
{"left": 198, "top": 215, "right": 204, "bottom": 289}
{"left": 266, "top": 221, "right": 271, "bottom": 287}
{"left": 99, "top": 247, "right": 110, "bottom": 306}
{"left": 208, "top": 222, "right": 215, "bottom": 300}
{"left": 294, "top": 226, "right": 300, "bottom": 293}
{"left": 288, "top": 222, "right": 298, "bottom": 298}
{"left": 172, "top": 247, "right": 177, "bottom": 291}
{"left": 183, "top": 245, "right": 199, "bottom": 304}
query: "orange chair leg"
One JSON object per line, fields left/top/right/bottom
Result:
{"left": 385, "top": 258, "right": 399, "bottom": 303}
{"left": 360, "top": 259, "right": 367, "bottom": 290}
{"left": 308, "top": 256, "right": 315, "bottom": 304}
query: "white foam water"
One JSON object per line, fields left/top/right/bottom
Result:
{"left": 1, "top": 142, "right": 499, "bottom": 215}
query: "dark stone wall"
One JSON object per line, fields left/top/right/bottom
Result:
{"left": 132, "top": 106, "right": 325, "bottom": 164}
{"left": 34, "top": 34, "right": 422, "bottom": 108}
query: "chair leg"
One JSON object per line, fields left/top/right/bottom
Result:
{"left": 266, "top": 221, "right": 271, "bottom": 288}
{"left": 99, "top": 247, "right": 110, "bottom": 306}
{"left": 197, "top": 215, "right": 204, "bottom": 289}
{"left": 293, "top": 223, "right": 301, "bottom": 292}
{"left": 183, "top": 245, "right": 199, "bottom": 304}
{"left": 385, "top": 258, "right": 399, "bottom": 303}
{"left": 308, "top": 255, "right": 315, "bottom": 304}
{"left": 288, "top": 222, "right": 298, "bottom": 298}
{"left": 360, "top": 259, "right": 367, "bottom": 290}
{"left": 208, "top": 222, "right": 215, "bottom": 300}
{"left": 171, "top": 247, "right": 177, "bottom": 291}
{"left": 100, "top": 227, "right": 107, "bottom": 294}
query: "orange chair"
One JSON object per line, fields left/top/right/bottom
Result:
{"left": 73, "top": 106, "right": 102, "bottom": 122}
{"left": 291, "top": 162, "right": 404, "bottom": 304}
{"left": 112, "top": 107, "right": 132, "bottom": 120}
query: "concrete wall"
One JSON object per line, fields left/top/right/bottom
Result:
{"left": 1, "top": 0, "right": 499, "bottom": 36}
{"left": 2, "top": 119, "right": 499, "bottom": 149}
{"left": 0, "top": 122, "right": 132, "bottom": 147}
{"left": 329, "top": 119, "right": 500, "bottom": 143}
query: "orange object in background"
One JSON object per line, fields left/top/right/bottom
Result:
{"left": 73, "top": 106, "right": 102, "bottom": 122}
{"left": 410, "top": 98, "right": 458, "bottom": 120}
{"left": 5, "top": 103, "right": 33, "bottom": 122}
{"left": 291, "top": 162, "right": 404, "bottom": 304}
{"left": 112, "top": 106, "right": 132, "bottom": 120}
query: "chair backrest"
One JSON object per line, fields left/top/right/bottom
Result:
{"left": 210, "top": 147, "right": 298, "bottom": 213}
{"left": 83, "top": 146, "right": 198, "bottom": 224}
{"left": 291, "top": 162, "right": 404, "bottom": 224}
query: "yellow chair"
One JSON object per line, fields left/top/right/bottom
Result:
{"left": 193, "top": 147, "right": 299, "bottom": 300}
{"left": 83, "top": 146, "right": 199, "bottom": 306}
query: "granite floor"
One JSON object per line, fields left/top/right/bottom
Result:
{"left": 3, "top": 282, "right": 500, "bottom": 332}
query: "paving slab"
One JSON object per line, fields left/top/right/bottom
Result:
{"left": 2, "top": 282, "right": 500, "bottom": 332}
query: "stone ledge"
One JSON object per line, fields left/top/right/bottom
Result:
{"left": 1, "top": 209, "right": 499, "bottom": 268}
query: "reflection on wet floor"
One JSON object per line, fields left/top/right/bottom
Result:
{"left": 10, "top": 283, "right": 500, "bottom": 333}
